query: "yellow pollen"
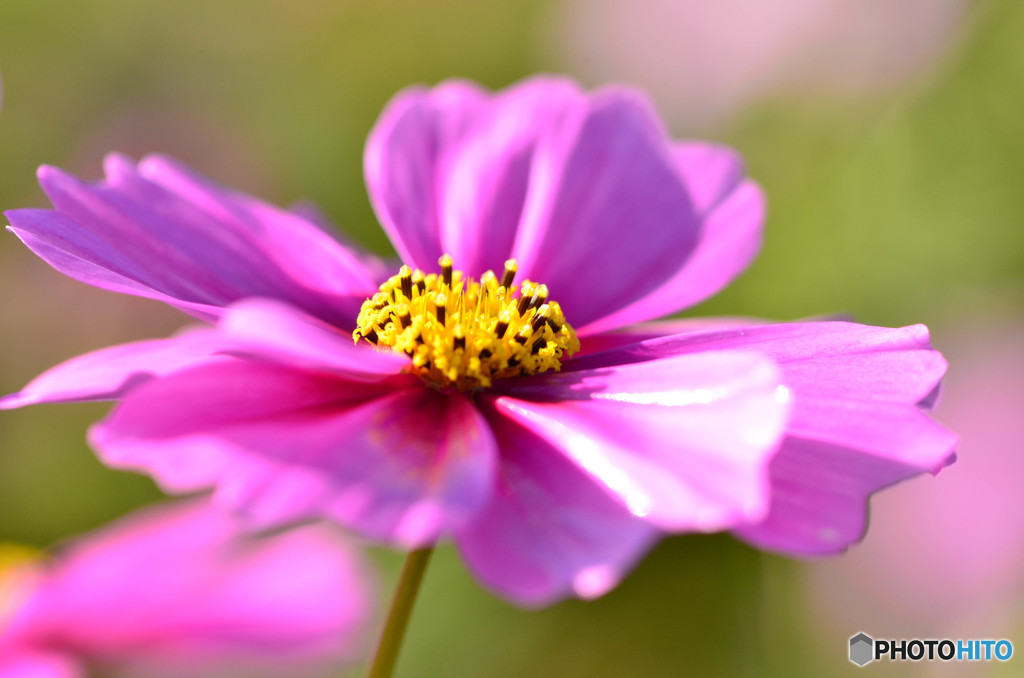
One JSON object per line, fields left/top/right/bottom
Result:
{"left": 354, "top": 255, "right": 580, "bottom": 389}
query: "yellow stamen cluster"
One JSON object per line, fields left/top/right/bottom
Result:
{"left": 354, "top": 255, "right": 579, "bottom": 389}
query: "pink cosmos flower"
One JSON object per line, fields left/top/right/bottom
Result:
{"left": 0, "top": 500, "right": 373, "bottom": 678}
{"left": 1, "top": 77, "right": 957, "bottom": 607}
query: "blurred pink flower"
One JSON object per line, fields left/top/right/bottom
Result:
{"left": 2, "top": 77, "right": 955, "bottom": 606}
{"left": 0, "top": 500, "right": 374, "bottom": 678}
{"left": 805, "top": 327, "right": 1024, "bottom": 637}
{"left": 547, "top": 0, "right": 968, "bottom": 129}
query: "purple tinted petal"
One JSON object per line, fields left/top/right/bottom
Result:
{"left": 6, "top": 211, "right": 223, "bottom": 321}
{"left": 0, "top": 328, "right": 223, "bottom": 409}
{"left": 456, "top": 399, "right": 658, "bottom": 607}
{"left": 288, "top": 200, "right": 397, "bottom": 283}
{"left": 511, "top": 88, "right": 700, "bottom": 331}
{"left": 577, "top": 317, "right": 760, "bottom": 355}
{"left": 569, "top": 321, "right": 947, "bottom": 406}
{"left": 491, "top": 351, "right": 790, "bottom": 531}
{"left": 438, "top": 77, "right": 585, "bottom": 275}
{"left": 364, "top": 81, "right": 488, "bottom": 270}
{"left": 90, "top": 361, "right": 391, "bottom": 494}
{"left": 6, "top": 154, "right": 376, "bottom": 328}
{"left": 786, "top": 390, "right": 957, "bottom": 470}
{"left": 670, "top": 142, "right": 748, "bottom": 214}
{"left": 6, "top": 500, "right": 372, "bottom": 672}
{"left": 364, "top": 80, "right": 763, "bottom": 333}
{"left": 217, "top": 299, "right": 409, "bottom": 380}
{"left": 733, "top": 430, "right": 955, "bottom": 556}
{"left": 137, "top": 155, "right": 378, "bottom": 305}
{"left": 91, "top": 364, "right": 496, "bottom": 546}
{"left": 572, "top": 320, "right": 958, "bottom": 554}
{"left": 580, "top": 175, "right": 764, "bottom": 335}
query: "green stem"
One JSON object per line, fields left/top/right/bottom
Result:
{"left": 365, "top": 547, "right": 434, "bottom": 678}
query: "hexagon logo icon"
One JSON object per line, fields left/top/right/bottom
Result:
{"left": 849, "top": 633, "right": 874, "bottom": 666}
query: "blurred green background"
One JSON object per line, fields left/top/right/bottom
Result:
{"left": 1, "top": 1, "right": 1021, "bottom": 676}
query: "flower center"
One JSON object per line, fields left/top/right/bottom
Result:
{"left": 354, "top": 255, "right": 579, "bottom": 389}
{"left": 0, "top": 544, "right": 41, "bottom": 632}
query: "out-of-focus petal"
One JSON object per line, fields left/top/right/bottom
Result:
{"left": 90, "top": 365, "right": 497, "bottom": 547}
{"left": 0, "top": 328, "right": 222, "bottom": 409}
{"left": 287, "top": 199, "right": 397, "bottom": 283}
{"left": 489, "top": 350, "right": 790, "bottom": 532}
{"left": 5, "top": 154, "right": 378, "bottom": 328}
{"left": 569, "top": 320, "right": 958, "bottom": 553}
{"left": 510, "top": 88, "right": 700, "bottom": 331}
{"left": 3, "top": 500, "right": 373, "bottom": 675}
{"left": 457, "top": 400, "right": 658, "bottom": 607}
{"left": 0, "top": 651, "right": 82, "bottom": 678}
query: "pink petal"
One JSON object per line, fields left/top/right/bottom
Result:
{"left": 4, "top": 500, "right": 373, "bottom": 674}
{"left": 6, "top": 154, "right": 377, "bottom": 328}
{"left": 577, "top": 316, "right": 760, "bottom": 355}
{"left": 363, "top": 80, "right": 489, "bottom": 270}
{"left": 216, "top": 299, "right": 410, "bottom": 380}
{"left": 0, "top": 652, "right": 81, "bottom": 678}
{"left": 580, "top": 163, "right": 764, "bottom": 335}
{"left": 0, "top": 328, "right": 223, "bottom": 409}
{"left": 364, "top": 79, "right": 765, "bottom": 334}
{"left": 437, "top": 78, "right": 585, "bottom": 275}
{"left": 570, "top": 320, "right": 958, "bottom": 553}
{"left": 670, "top": 142, "right": 748, "bottom": 214}
{"left": 490, "top": 350, "right": 790, "bottom": 532}
{"left": 288, "top": 200, "right": 397, "bottom": 283}
{"left": 456, "top": 399, "right": 658, "bottom": 607}
{"left": 91, "top": 364, "right": 496, "bottom": 546}
{"left": 511, "top": 88, "right": 700, "bottom": 330}
{"left": 732, "top": 435, "right": 952, "bottom": 556}
{"left": 572, "top": 321, "right": 948, "bottom": 409}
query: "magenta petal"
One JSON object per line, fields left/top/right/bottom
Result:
{"left": 364, "top": 80, "right": 489, "bottom": 270}
{"left": 732, "top": 434, "right": 953, "bottom": 556}
{"left": 572, "top": 321, "right": 948, "bottom": 409}
{"left": 0, "top": 328, "right": 223, "bottom": 409}
{"left": 6, "top": 154, "right": 377, "bottom": 328}
{"left": 571, "top": 320, "right": 957, "bottom": 554}
{"left": 137, "top": 155, "right": 379, "bottom": 303}
{"left": 733, "top": 397, "right": 957, "bottom": 555}
{"left": 0, "top": 655, "right": 80, "bottom": 678}
{"left": 364, "top": 80, "right": 763, "bottom": 333}
{"left": 581, "top": 164, "right": 764, "bottom": 335}
{"left": 288, "top": 200, "right": 397, "bottom": 283}
{"left": 670, "top": 143, "right": 748, "bottom": 214}
{"left": 511, "top": 89, "right": 700, "bottom": 330}
{"left": 0, "top": 652, "right": 81, "bottom": 678}
{"left": 91, "top": 365, "right": 496, "bottom": 546}
{"left": 4, "top": 500, "right": 372, "bottom": 673}
{"left": 456, "top": 399, "right": 658, "bottom": 607}
{"left": 437, "top": 77, "right": 585, "bottom": 275}
{"left": 491, "top": 351, "right": 790, "bottom": 531}
{"left": 217, "top": 299, "right": 409, "bottom": 379}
